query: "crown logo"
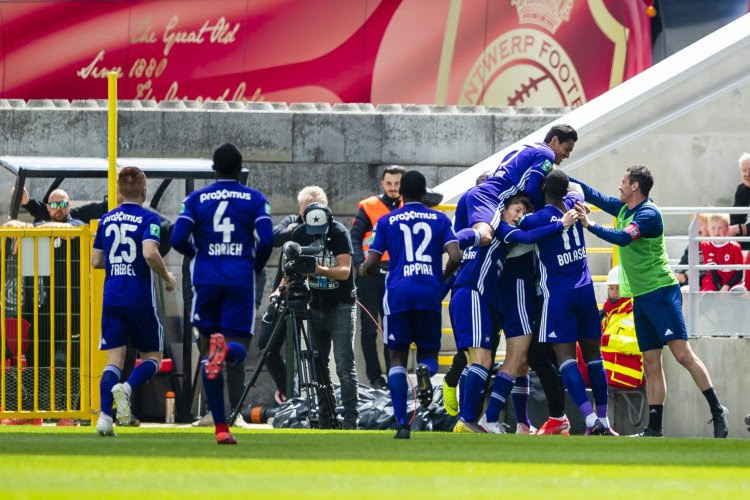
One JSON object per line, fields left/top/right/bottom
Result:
{"left": 511, "top": 0, "right": 574, "bottom": 34}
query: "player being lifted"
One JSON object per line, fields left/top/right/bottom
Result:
{"left": 463, "top": 124, "right": 577, "bottom": 248}
{"left": 362, "top": 171, "right": 462, "bottom": 439}
{"left": 518, "top": 170, "right": 616, "bottom": 435}
{"left": 171, "top": 144, "right": 274, "bottom": 444}
{"left": 93, "top": 166, "right": 177, "bottom": 437}
{"left": 452, "top": 193, "right": 577, "bottom": 433}
{"left": 573, "top": 166, "right": 728, "bottom": 438}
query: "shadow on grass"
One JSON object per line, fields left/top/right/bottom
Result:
{"left": 0, "top": 429, "right": 749, "bottom": 467}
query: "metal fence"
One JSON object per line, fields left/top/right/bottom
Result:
{"left": 663, "top": 207, "right": 750, "bottom": 337}
{"left": 0, "top": 225, "right": 97, "bottom": 420}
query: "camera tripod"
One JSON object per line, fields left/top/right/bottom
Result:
{"left": 228, "top": 282, "right": 340, "bottom": 429}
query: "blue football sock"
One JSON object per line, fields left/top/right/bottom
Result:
{"left": 100, "top": 364, "right": 121, "bottom": 417}
{"left": 388, "top": 366, "right": 409, "bottom": 426}
{"left": 459, "top": 364, "right": 489, "bottom": 423}
{"left": 417, "top": 355, "right": 438, "bottom": 377}
{"left": 458, "top": 367, "right": 468, "bottom": 412}
{"left": 126, "top": 359, "right": 159, "bottom": 392}
{"left": 226, "top": 341, "right": 247, "bottom": 365}
{"left": 201, "top": 360, "right": 226, "bottom": 425}
{"left": 484, "top": 371, "right": 515, "bottom": 423}
{"left": 512, "top": 375, "right": 531, "bottom": 426}
{"left": 559, "top": 359, "right": 594, "bottom": 418}
{"left": 586, "top": 359, "right": 609, "bottom": 418}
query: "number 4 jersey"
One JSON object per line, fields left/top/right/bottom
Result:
{"left": 175, "top": 179, "right": 272, "bottom": 286}
{"left": 369, "top": 202, "right": 457, "bottom": 313}
{"left": 94, "top": 202, "right": 162, "bottom": 307}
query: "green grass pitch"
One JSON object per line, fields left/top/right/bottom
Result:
{"left": 0, "top": 426, "right": 748, "bottom": 499}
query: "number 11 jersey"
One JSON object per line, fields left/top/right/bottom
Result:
{"left": 177, "top": 179, "right": 272, "bottom": 286}
{"left": 369, "top": 202, "right": 457, "bottom": 313}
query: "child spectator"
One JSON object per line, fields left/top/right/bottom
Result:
{"left": 675, "top": 213, "right": 707, "bottom": 289}
{"left": 700, "top": 213, "right": 745, "bottom": 292}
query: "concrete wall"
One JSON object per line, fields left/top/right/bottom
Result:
{"left": 662, "top": 337, "right": 750, "bottom": 439}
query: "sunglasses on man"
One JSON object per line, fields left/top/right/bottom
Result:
{"left": 48, "top": 201, "right": 69, "bottom": 209}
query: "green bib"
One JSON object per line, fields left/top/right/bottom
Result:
{"left": 615, "top": 201, "right": 677, "bottom": 297}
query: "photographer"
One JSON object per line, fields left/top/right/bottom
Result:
{"left": 258, "top": 187, "right": 326, "bottom": 404}
{"left": 274, "top": 188, "right": 359, "bottom": 429}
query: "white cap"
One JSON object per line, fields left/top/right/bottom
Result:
{"left": 606, "top": 266, "right": 620, "bottom": 285}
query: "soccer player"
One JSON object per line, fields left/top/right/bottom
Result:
{"left": 171, "top": 144, "right": 274, "bottom": 444}
{"left": 518, "top": 169, "right": 616, "bottom": 435}
{"left": 465, "top": 124, "right": 577, "bottom": 247}
{"left": 92, "top": 166, "right": 177, "bottom": 437}
{"left": 482, "top": 195, "right": 576, "bottom": 434}
{"left": 452, "top": 193, "right": 576, "bottom": 433}
{"left": 573, "top": 166, "right": 729, "bottom": 438}
{"left": 362, "top": 170, "right": 462, "bottom": 439}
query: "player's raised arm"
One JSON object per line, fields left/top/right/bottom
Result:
{"left": 569, "top": 177, "right": 623, "bottom": 216}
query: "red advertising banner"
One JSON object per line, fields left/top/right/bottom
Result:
{"left": 0, "top": 0, "right": 652, "bottom": 106}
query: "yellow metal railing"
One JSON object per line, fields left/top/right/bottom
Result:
{"left": 0, "top": 225, "right": 96, "bottom": 420}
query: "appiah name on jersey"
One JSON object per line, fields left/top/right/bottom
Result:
{"left": 208, "top": 242, "right": 243, "bottom": 256}
{"left": 403, "top": 262, "right": 434, "bottom": 277}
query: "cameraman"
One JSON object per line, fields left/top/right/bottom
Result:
{"left": 258, "top": 187, "right": 327, "bottom": 404}
{"left": 274, "top": 188, "right": 359, "bottom": 429}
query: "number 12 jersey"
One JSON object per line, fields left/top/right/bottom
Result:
{"left": 369, "top": 202, "right": 457, "bottom": 313}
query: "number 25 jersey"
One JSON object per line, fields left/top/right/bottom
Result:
{"left": 177, "top": 179, "right": 272, "bottom": 286}
{"left": 369, "top": 203, "right": 457, "bottom": 313}
{"left": 93, "top": 202, "right": 161, "bottom": 307}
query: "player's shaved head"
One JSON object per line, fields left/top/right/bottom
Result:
{"left": 543, "top": 169, "right": 569, "bottom": 200}
{"left": 400, "top": 170, "right": 427, "bottom": 202}
{"left": 213, "top": 143, "right": 243, "bottom": 178}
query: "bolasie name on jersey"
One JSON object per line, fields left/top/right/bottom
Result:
{"left": 199, "top": 190, "right": 252, "bottom": 203}
{"left": 388, "top": 210, "right": 437, "bottom": 225}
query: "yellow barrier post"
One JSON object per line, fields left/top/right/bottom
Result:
{"left": 108, "top": 71, "right": 118, "bottom": 211}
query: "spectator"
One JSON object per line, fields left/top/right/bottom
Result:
{"left": 599, "top": 266, "right": 644, "bottom": 390}
{"left": 700, "top": 213, "right": 746, "bottom": 292}
{"left": 675, "top": 213, "right": 707, "bottom": 289}
{"left": 728, "top": 152, "right": 750, "bottom": 287}
{"left": 350, "top": 165, "right": 405, "bottom": 390}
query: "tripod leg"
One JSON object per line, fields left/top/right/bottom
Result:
{"left": 228, "top": 303, "right": 290, "bottom": 425}
{"left": 302, "top": 316, "right": 340, "bottom": 429}
{"left": 292, "top": 315, "right": 320, "bottom": 428}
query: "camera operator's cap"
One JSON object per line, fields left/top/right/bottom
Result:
{"left": 303, "top": 202, "right": 330, "bottom": 235}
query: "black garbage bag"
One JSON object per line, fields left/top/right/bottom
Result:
{"left": 272, "top": 381, "right": 458, "bottom": 431}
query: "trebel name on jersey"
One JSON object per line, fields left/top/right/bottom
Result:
{"left": 110, "top": 262, "right": 136, "bottom": 277}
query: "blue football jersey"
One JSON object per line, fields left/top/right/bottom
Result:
{"left": 518, "top": 192, "right": 591, "bottom": 295}
{"left": 453, "top": 237, "right": 506, "bottom": 298}
{"left": 94, "top": 203, "right": 162, "bottom": 307}
{"left": 480, "top": 142, "right": 555, "bottom": 211}
{"left": 176, "top": 179, "right": 272, "bottom": 286}
{"left": 369, "top": 203, "right": 457, "bottom": 313}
